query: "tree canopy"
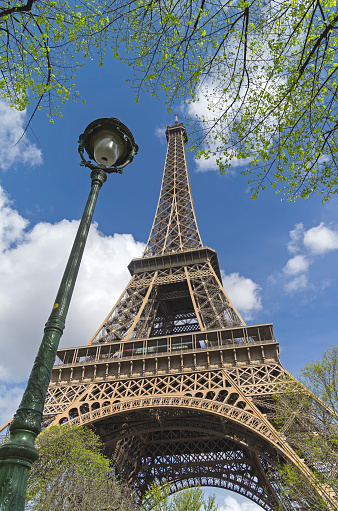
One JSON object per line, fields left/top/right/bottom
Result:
{"left": 0, "top": 0, "right": 99, "bottom": 118}
{"left": 113, "top": 0, "right": 338, "bottom": 202}
{"left": 25, "top": 424, "right": 216, "bottom": 510}
{"left": 141, "top": 480, "right": 217, "bottom": 511}
{"left": 273, "top": 347, "right": 338, "bottom": 508}
{"left": 3, "top": 0, "right": 338, "bottom": 200}
{"left": 25, "top": 424, "right": 137, "bottom": 510}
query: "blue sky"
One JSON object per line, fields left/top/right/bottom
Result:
{"left": 0, "top": 57, "right": 338, "bottom": 510}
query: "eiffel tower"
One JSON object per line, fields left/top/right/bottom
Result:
{"left": 39, "top": 120, "right": 334, "bottom": 509}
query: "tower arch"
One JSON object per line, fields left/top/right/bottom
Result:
{"left": 35, "top": 119, "right": 337, "bottom": 510}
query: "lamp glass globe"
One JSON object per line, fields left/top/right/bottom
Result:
{"left": 92, "top": 130, "right": 124, "bottom": 167}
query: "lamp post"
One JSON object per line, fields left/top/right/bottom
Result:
{"left": 0, "top": 118, "right": 138, "bottom": 511}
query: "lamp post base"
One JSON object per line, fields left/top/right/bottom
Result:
{"left": 0, "top": 429, "right": 38, "bottom": 511}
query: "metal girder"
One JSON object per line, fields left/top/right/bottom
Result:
{"left": 16, "top": 120, "right": 335, "bottom": 510}
{"left": 144, "top": 123, "right": 202, "bottom": 257}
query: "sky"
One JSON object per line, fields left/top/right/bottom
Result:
{"left": 0, "top": 55, "right": 338, "bottom": 510}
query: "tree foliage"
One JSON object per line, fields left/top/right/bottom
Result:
{"left": 273, "top": 347, "right": 338, "bottom": 509}
{"left": 25, "top": 425, "right": 216, "bottom": 510}
{"left": 141, "top": 480, "right": 217, "bottom": 511}
{"left": 112, "top": 0, "right": 338, "bottom": 202}
{"left": 4, "top": 0, "right": 338, "bottom": 200}
{"left": 26, "top": 424, "right": 138, "bottom": 510}
{"left": 141, "top": 478, "right": 171, "bottom": 511}
{"left": 302, "top": 346, "right": 338, "bottom": 414}
{"left": 0, "top": 0, "right": 107, "bottom": 119}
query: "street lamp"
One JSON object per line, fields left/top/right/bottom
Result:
{"left": 0, "top": 118, "right": 138, "bottom": 511}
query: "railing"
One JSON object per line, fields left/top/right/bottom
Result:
{"left": 53, "top": 335, "right": 277, "bottom": 369}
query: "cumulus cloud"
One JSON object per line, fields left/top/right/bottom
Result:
{"left": 0, "top": 100, "right": 43, "bottom": 170}
{"left": 272, "top": 221, "right": 338, "bottom": 294}
{"left": 284, "top": 274, "right": 308, "bottom": 294}
{"left": 287, "top": 222, "right": 304, "bottom": 254}
{"left": 0, "top": 384, "right": 25, "bottom": 427}
{"left": 283, "top": 253, "right": 309, "bottom": 293}
{"left": 194, "top": 152, "right": 219, "bottom": 173}
{"left": 0, "top": 187, "right": 28, "bottom": 251}
{"left": 219, "top": 495, "right": 263, "bottom": 511}
{"left": 303, "top": 222, "right": 338, "bottom": 255}
{"left": 283, "top": 255, "right": 309, "bottom": 276}
{"left": 185, "top": 82, "right": 251, "bottom": 173}
{"left": 154, "top": 125, "right": 167, "bottom": 145}
{"left": 221, "top": 271, "right": 262, "bottom": 319}
{"left": 185, "top": 89, "right": 219, "bottom": 172}
{"left": 0, "top": 186, "right": 145, "bottom": 395}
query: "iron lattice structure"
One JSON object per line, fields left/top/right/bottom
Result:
{"left": 4, "top": 121, "right": 336, "bottom": 509}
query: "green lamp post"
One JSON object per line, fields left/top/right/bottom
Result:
{"left": 0, "top": 118, "right": 138, "bottom": 511}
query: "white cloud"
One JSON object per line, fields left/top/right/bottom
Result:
{"left": 0, "top": 384, "right": 25, "bottom": 427}
{"left": 194, "top": 152, "right": 219, "bottom": 173}
{"left": 221, "top": 271, "right": 262, "bottom": 319}
{"left": 283, "top": 255, "right": 309, "bottom": 276}
{"left": 284, "top": 274, "right": 308, "bottom": 294}
{"left": 271, "top": 221, "right": 338, "bottom": 294}
{"left": 287, "top": 222, "right": 304, "bottom": 253}
{"left": 185, "top": 82, "right": 251, "bottom": 173}
{"left": 154, "top": 125, "right": 167, "bottom": 144}
{"left": 185, "top": 90, "right": 220, "bottom": 172}
{"left": 0, "top": 186, "right": 145, "bottom": 391}
{"left": 194, "top": 147, "right": 251, "bottom": 173}
{"left": 194, "top": 151, "right": 251, "bottom": 173}
{"left": 303, "top": 222, "right": 338, "bottom": 255}
{"left": 318, "top": 154, "right": 331, "bottom": 164}
{"left": 219, "top": 495, "right": 263, "bottom": 511}
{"left": 0, "top": 100, "right": 43, "bottom": 170}
{"left": 0, "top": 187, "right": 28, "bottom": 251}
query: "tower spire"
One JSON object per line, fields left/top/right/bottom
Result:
{"left": 143, "top": 122, "right": 202, "bottom": 257}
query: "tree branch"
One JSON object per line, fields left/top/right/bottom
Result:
{"left": 0, "top": 0, "right": 35, "bottom": 18}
